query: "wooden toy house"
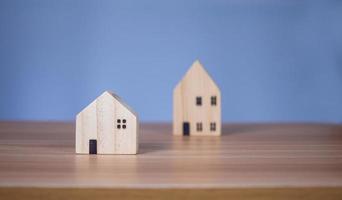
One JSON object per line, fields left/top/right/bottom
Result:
{"left": 173, "top": 60, "right": 221, "bottom": 136}
{"left": 76, "top": 91, "right": 138, "bottom": 154}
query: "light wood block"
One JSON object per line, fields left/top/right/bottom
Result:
{"left": 173, "top": 60, "right": 221, "bottom": 136}
{"left": 76, "top": 91, "right": 138, "bottom": 154}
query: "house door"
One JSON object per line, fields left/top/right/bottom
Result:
{"left": 183, "top": 122, "right": 190, "bottom": 136}
{"left": 89, "top": 139, "right": 97, "bottom": 154}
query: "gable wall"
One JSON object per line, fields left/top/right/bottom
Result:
{"left": 173, "top": 64, "right": 221, "bottom": 136}
{"left": 76, "top": 92, "right": 137, "bottom": 154}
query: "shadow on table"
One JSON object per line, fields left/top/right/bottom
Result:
{"left": 138, "top": 142, "right": 170, "bottom": 154}
{"left": 222, "top": 123, "right": 276, "bottom": 136}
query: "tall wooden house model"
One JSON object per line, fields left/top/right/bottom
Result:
{"left": 76, "top": 91, "right": 138, "bottom": 154}
{"left": 173, "top": 60, "right": 221, "bottom": 136}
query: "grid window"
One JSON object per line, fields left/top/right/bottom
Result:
{"left": 196, "top": 122, "right": 203, "bottom": 132}
{"left": 116, "top": 119, "right": 127, "bottom": 129}
{"left": 211, "top": 96, "right": 217, "bottom": 106}
{"left": 196, "top": 96, "right": 202, "bottom": 106}
{"left": 210, "top": 122, "right": 216, "bottom": 131}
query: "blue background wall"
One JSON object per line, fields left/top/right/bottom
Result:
{"left": 0, "top": 0, "right": 341, "bottom": 122}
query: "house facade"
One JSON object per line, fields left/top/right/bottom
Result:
{"left": 173, "top": 60, "right": 221, "bottom": 136}
{"left": 76, "top": 91, "right": 138, "bottom": 154}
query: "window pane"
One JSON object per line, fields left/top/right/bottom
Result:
{"left": 196, "top": 96, "right": 202, "bottom": 106}
{"left": 196, "top": 122, "right": 202, "bottom": 132}
{"left": 210, "top": 122, "right": 216, "bottom": 131}
{"left": 211, "top": 96, "right": 217, "bottom": 106}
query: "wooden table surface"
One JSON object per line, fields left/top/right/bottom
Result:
{"left": 0, "top": 121, "right": 342, "bottom": 189}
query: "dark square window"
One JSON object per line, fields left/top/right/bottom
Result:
{"left": 196, "top": 122, "right": 202, "bottom": 132}
{"left": 210, "top": 122, "right": 216, "bottom": 131}
{"left": 211, "top": 96, "right": 217, "bottom": 106}
{"left": 116, "top": 118, "right": 127, "bottom": 130}
{"left": 196, "top": 96, "right": 202, "bottom": 106}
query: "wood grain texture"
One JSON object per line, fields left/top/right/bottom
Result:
{"left": 0, "top": 121, "right": 342, "bottom": 188}
{"left": 173, "top": 60, "right": 221, "bottom": 136}
{"left": 1, "top": 188, "right": 342, "bottom": 200}
{"left": 76, "top": 91, "right": 138, "bottom": 154}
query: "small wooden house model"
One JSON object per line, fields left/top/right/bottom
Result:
{"left": 76, "top": 91, "right": 138, "bottom": 154}
{"left": 173, "top": 60, "right": 221, "bottom": 136}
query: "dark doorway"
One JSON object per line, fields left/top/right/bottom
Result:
{"left": 89, "top": 139, "right": 97, "bottom": 154}
{"left": 183, "top": 122, "right": 190, "bottom": 136}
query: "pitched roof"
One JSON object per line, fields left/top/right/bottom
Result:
{"left": 103, "top": 91, "right": 137, "bottom": 117}
{"left": 175, "top": 59, "right": 220, "bottom": 91}
{"left": 77, "top": 91, "right": 137, "bottom": 117}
